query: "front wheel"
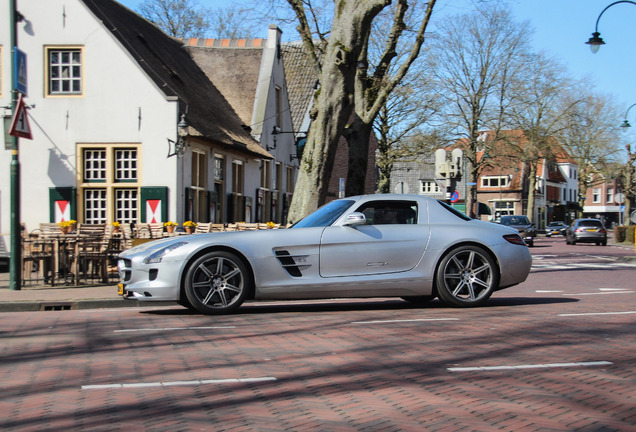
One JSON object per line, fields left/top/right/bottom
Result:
{"left": 185, "top": 251, "right": 251, "bottom": 315}
{"left": 435, "top": 246, "right": 498, "bottom": 307}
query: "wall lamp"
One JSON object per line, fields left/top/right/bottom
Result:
{"left": 167, "top": 114, "right": 188, "bottom": 158}
{"left": 269, "top": 126, "right": 307, "bottom": 153}
{"left": 586, "top": 1, "right": 636, "bottom": 53}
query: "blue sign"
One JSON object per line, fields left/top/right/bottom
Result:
{"left": 450, "top": 191, "right": 460, "bottom": 202}
{"left": 14, "top": 48, "right": 27, "bottom": 96}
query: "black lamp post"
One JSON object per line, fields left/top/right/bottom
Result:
{"left": 586, "top": 1, "right": 636, "bottom": 53}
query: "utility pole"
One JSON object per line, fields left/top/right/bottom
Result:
{"left": 9, "top": 0, "right": 21, "bottom": 290}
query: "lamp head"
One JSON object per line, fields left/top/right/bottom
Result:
{"left": 621, "top": 119, "right": 631, "bottom": 129}
{"left": 585, "top": 32, "right": 605, "bottom": 53}
{"left": 178, "top": 114, "right": 188, "bottom": 137}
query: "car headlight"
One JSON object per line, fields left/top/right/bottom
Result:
{"left": 143, "top": 242, "right": 188, "bottom": 264}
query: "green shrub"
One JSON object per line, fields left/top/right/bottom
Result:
{"left": 614, "top": 225, "right": 635, "bottom": 243}
{"left": 614, "top": 225, "right": 626, "bottom": 243}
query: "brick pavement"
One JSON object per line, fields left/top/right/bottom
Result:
{"left": 0, "top": 294, "right": 634, "bottom": 431}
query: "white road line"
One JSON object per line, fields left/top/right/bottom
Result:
{"left": 448, "top": 361, "right": 612, "bottom": 372}
{"left": 599, "top": 288, "right": 631, "bottom": 291}
{"left": 351, "top": 318, "right": 459, "bottom": 324}
{"left": 559, "top": 311, "right": 636, "bottom": 317}
{"left": 565, "top": 291, "right": 635, "bottom": 296}
{"left": 82, "top": 377, "right": 277, "bottom": 390}
{"left": 113, "top": 326, "right": 236, "bottom": 333}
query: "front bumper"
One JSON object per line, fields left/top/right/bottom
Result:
{"left": 117, "top": 257, "right": 182, "bottom": 301}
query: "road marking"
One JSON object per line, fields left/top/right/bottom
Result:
{"left": 448, "top": 361, "right": 612, "bottom": 372}
{"left": 113, "top": 326, "right": 236, "bottom": 333}
{"left": 559, "top": 311, "right": 636, "bottom": 317}
{"left": 82, "top": 376, "right": 277, "bottom": 390}
{"left": 565, "top": 291, "right": 635, "bottom": 296}
{"left": 599, "top": 288, "right": 630, "bottom": 291}
{"left": 536, "top": 290, "right": 563, "bottom": 293}
{"left": 351, "top": 318, "right": 459, "bottom": 324}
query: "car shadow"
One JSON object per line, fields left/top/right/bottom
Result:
{"left": 140, "top": 296, "right": 578, "bottom": 316}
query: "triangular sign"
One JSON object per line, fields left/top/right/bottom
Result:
{"left": 9, "top": 94, "right": 33, "bottom": 140}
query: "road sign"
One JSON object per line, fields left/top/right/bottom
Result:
{"left": 14, "top": 48, "right": 28, "bottom": 96}
{"left": 9, "top": 93, "right": 32, "bottom": 140}
{"left": 450, "top": 191, "right": 459, "bottom": 202}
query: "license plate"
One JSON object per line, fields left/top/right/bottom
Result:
{"left": 118, "top": 283, "right": 125, "bottom": 295}
{"left": 586, "top": 228, "right": 597, "bottom": 232}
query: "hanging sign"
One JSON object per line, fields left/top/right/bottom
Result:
{"left": 9, "top": 93, "right": 32, "bottom": 140}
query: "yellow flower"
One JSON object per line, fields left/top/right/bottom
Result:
{"left": 58, "top": 220, "right": 77, "bottom": 228}
{"left": 266, "top": 221, "right": 276, "bottom": 228}
{"left": 111, "top": 221, "right": 121, "bottom": 227}
{"left": 164, "top": 221, "right": 178, "bottom": 227}
{"left": 183, "top": 221, "right": 197, "bottom": 227}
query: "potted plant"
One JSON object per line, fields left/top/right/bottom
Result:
{"left": 164, "top": 221, "right": 178, "bottom": 234}
{"left": 58, "top": 219, "right": 77, "bottom": 234}
{"left": 111, "top": 221, "right": 121, "bottom": 233}
{"left": 183, "top": 221, "right": 197, "bottom": 234}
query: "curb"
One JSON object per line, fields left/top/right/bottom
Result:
{"left": 0, "top": 299, "right": 178, "bottom": 313}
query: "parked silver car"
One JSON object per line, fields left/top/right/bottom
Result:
{"left": 498, "top": 215, "right": 537, "bottom": 246}
{"left": 118, "top": 194, "right": 532, "bottom": 315}
{"left": 565, "top": 218, "right": 607, "bottom": 246}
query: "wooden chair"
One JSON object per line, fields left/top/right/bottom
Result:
{"left": 39, "top": 222, "right": 63, "bottom": 237}
{"left": 210, "top": 224, "right": 225, "bottom": 232}
{"left": 149, "top": 223, "right": 164, "bottom": 238}
{"left": 21, "top": 236, "right": 55, "bottom": 286}
{"left": 194, "top": 222, "right": 212, "bottom": 234}
{"left": 75, "top": 224, "right": 108, "bottom": 284}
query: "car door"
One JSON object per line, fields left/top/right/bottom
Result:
{"left": 319, "top": 200, "right": 430, "bottom": 277}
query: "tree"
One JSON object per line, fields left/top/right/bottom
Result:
{"left": 429, "top": 5, "right": 530, "bottom": 217}
{"left": 138, "top": 0, "right": 211, "bottom": 38}
{"left": 555, "top": 89, "right": 624, "bottom": 217}
{"left": 506, "top": 54, "right": 578, "bottom": 222}
{"left": 344, "top": 1, "right": 436, "bottom": 197}
{"left": 374, "top": 71, "right": 441, "bottom": 193}
{"left": 208, "top": 6, "right": 256, "bottom": 39}
{"left": 285, "top": 0, "right": 437, "bottom": 222}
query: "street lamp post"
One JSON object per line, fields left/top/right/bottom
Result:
{"left": 9, "top": 0, "right": 21, "bottom": 290}
{"left": 586, "top": 1, "right": 636, "bottom": 53}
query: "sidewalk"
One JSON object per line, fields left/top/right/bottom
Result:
{"left": 0, "top": 270, "right": 176, "bottom": 312}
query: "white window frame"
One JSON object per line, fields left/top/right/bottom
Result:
{"left": 592, "top": 188, "right": 601, "bottom": 203}
{"left": 45, "top": 46, "right": 84, "bottom": 96}
{"left": 481, "top": 176, "right": 510, "bottom": 188}
{"left": 420, "top": 181, "right": 441, "bottom": 194}
{"left": 78, "top": 144, "right": 141, "bottom": 224}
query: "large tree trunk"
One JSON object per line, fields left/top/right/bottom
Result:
{"left": 287, "top": 0, "right": 389, "bottom": 223}
{"left": 526, "top": 162, "right": 538, "bottom": 223}
{"left": 345, "top": 115, "right": 373, "bottom": 196}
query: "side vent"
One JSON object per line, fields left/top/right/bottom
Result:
{"left": 274, "top": 250, "right": 304, "bottom": 277}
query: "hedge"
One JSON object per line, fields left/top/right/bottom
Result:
{"left": 614, "top": 225, "right": 636, "bottom": 243}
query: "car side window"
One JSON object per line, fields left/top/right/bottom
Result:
{"left": 356, "top": 201, "right": 418, "bottom": 225}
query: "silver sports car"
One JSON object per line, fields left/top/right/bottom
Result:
{"left": 118, "top": 194, "right": 532, "bottom": 315}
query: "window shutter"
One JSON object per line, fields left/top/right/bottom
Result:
{"left": 49, "top": 187, "right": 76, "bottom": 223}
{"left": 140, "top": 187, "right": 168, "bottom": 223}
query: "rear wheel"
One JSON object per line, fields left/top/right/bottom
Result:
{"left": 435, "top": 245, "right": 498, "bottom": 307}
{"left": 185, "top": 251, "right": 251, "bottom": 315}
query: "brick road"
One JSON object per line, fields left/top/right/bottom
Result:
{"left": 0, "top": 237, "right": 634, "bottom": 431}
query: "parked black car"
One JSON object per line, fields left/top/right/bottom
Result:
{"left": 498, "top": 215, "right": 537, "bottom": 246}
{"left": 565, "top": 218, "right": 607, "bottom": 246}
{"left": 546, "top": 221, "right": 568, "bottom": 237}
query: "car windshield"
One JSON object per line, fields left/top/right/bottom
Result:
{"left": 500, "top": 216, "right": 530, "bottom": 226}
{"left": 291, "top": 199, "right": 355, "bottom": 228}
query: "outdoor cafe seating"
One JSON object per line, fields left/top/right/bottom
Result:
{"left": 20, "top": 221, "right": 286, "bottom": 287}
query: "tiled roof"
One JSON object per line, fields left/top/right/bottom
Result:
{"left": 282, "top": 42, "right": 319, "bottom": 133}
{"left": 186, "top": 44, "right": 263, "bottom": 128}
{"left": 82, "top": 0, "right": 270, "bottom": 158}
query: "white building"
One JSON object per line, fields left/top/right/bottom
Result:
{"left": 1, "top": 0, "right": 297, "bottom": 255}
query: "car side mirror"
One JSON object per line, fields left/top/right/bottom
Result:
{"left": 343, "top": 212, "right": 366, "bottom": 226}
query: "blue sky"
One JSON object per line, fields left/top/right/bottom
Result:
{"left": 119, "top": 0, "right": 636, "bottom": 130}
